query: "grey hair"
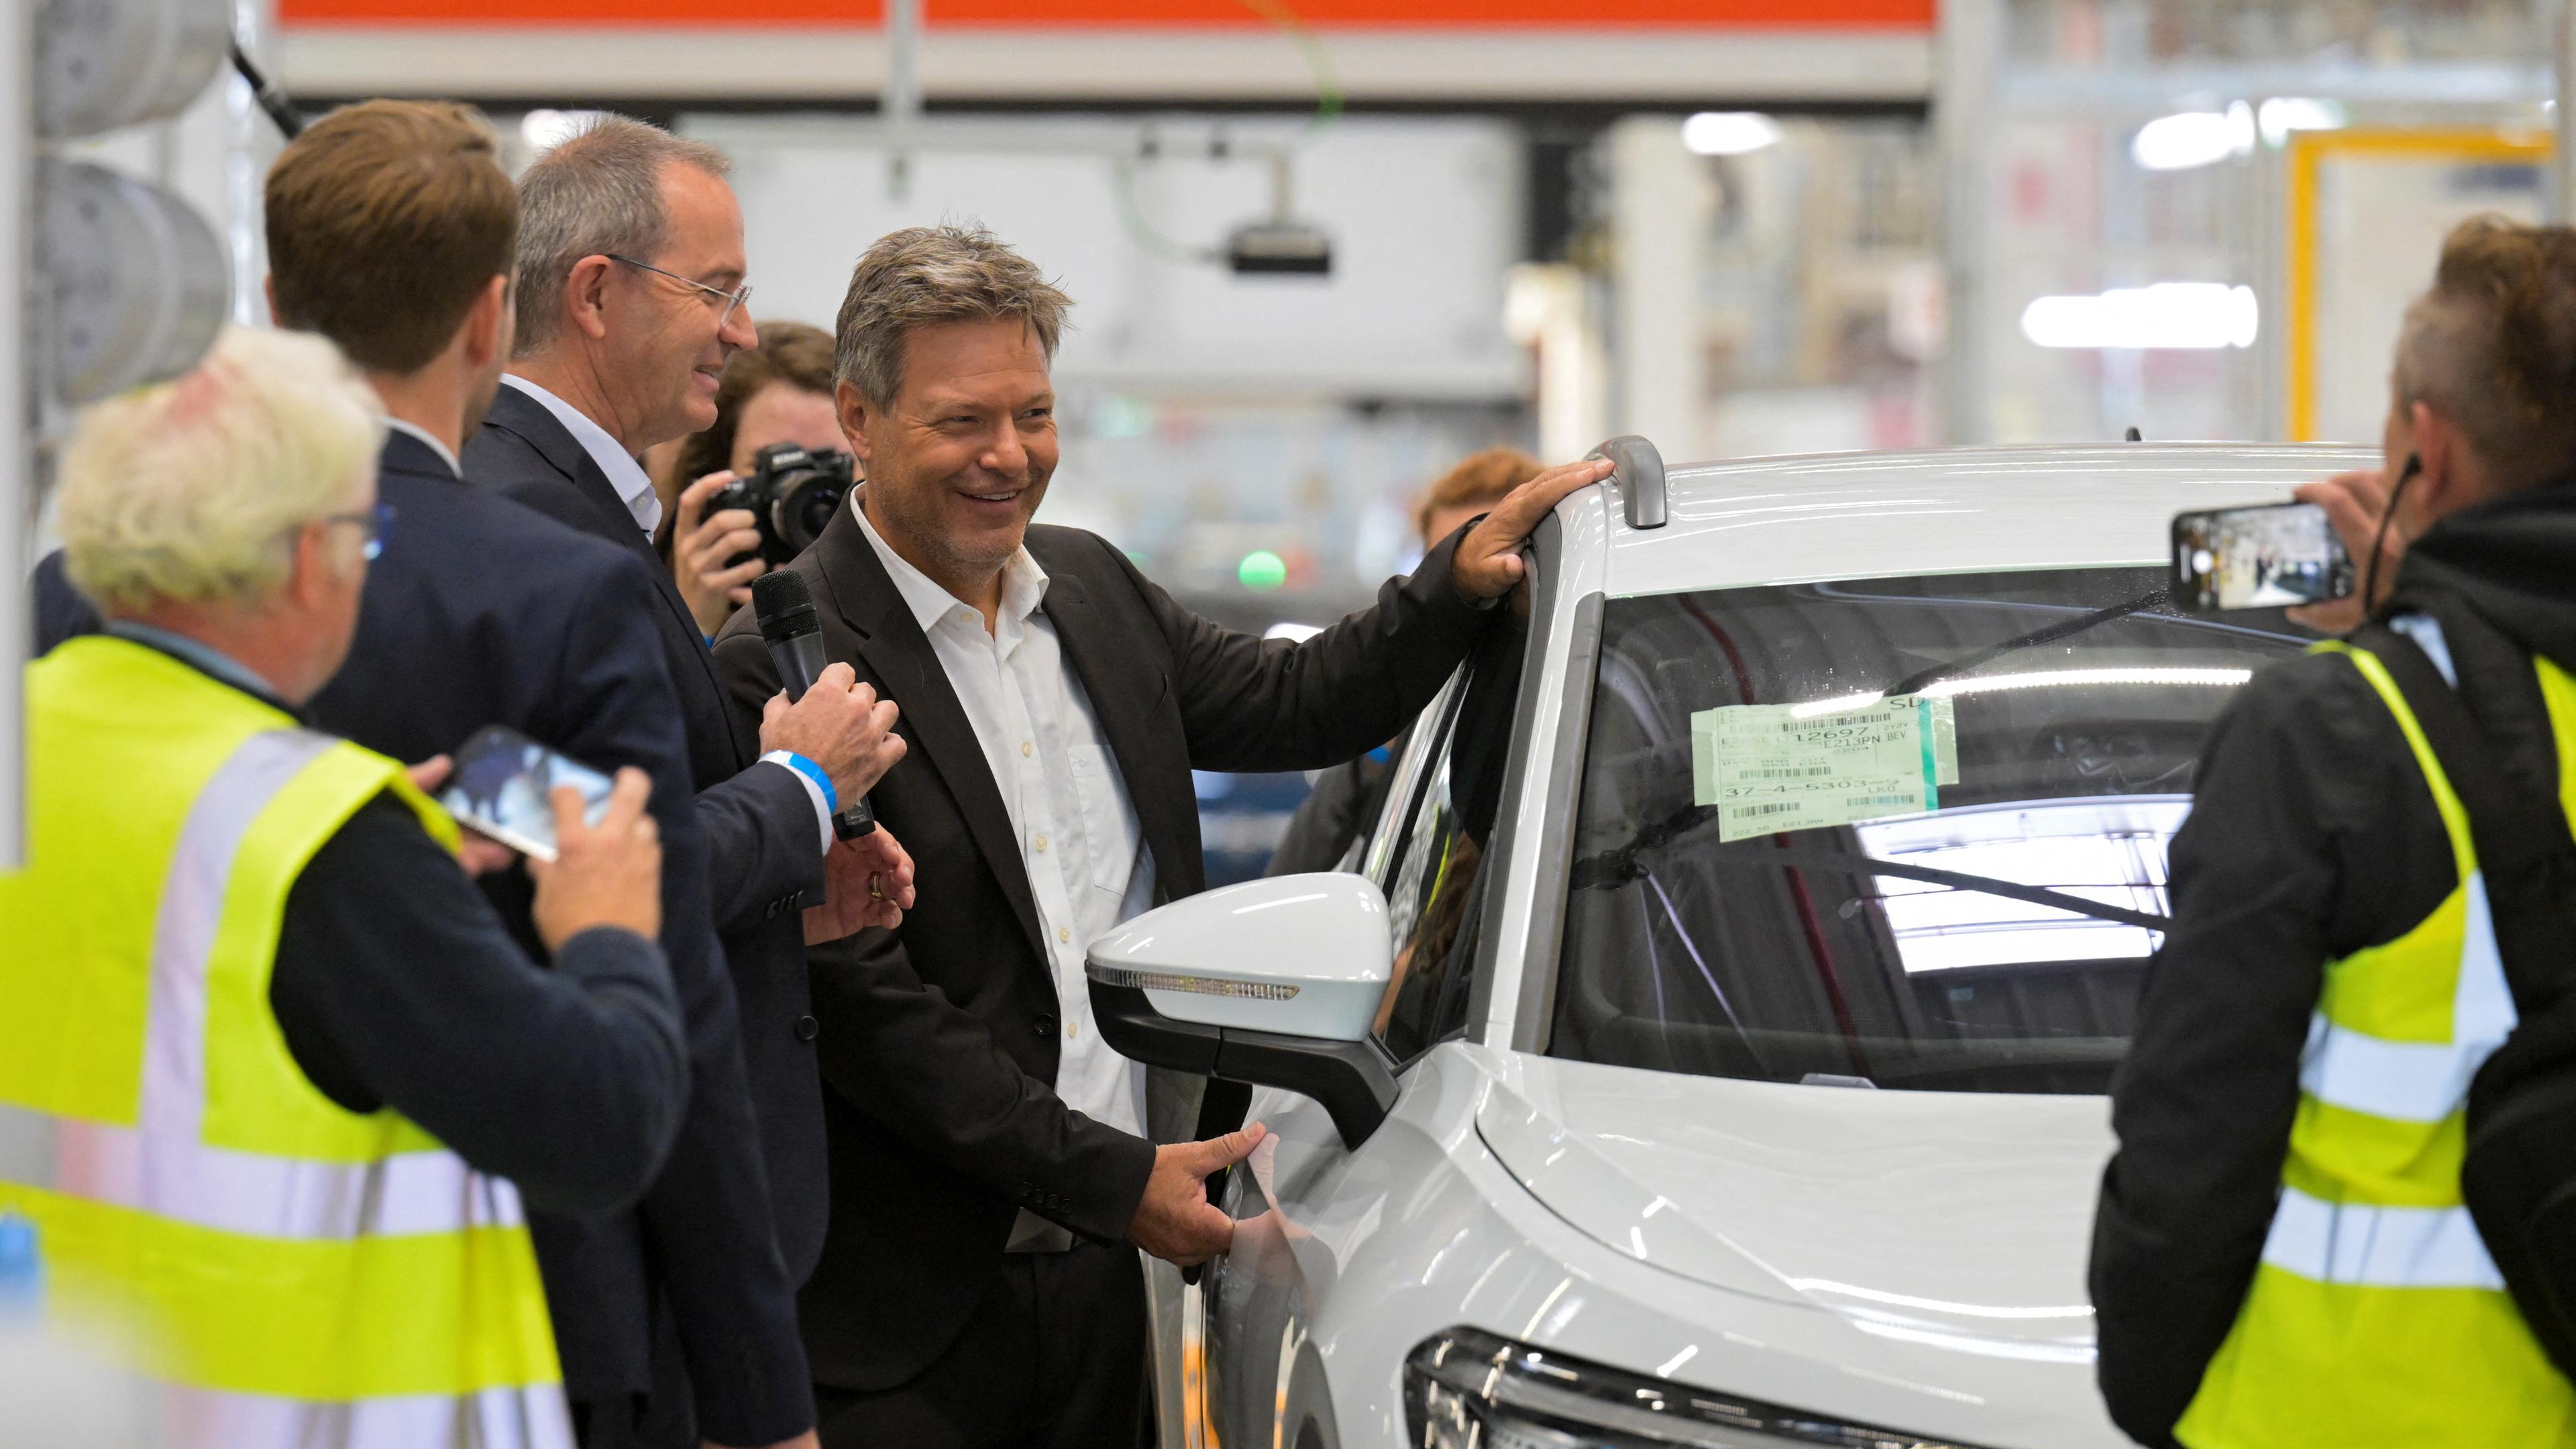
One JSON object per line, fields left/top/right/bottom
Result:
{"left": 834, "top": 224, "right": 1072, "bottom": 407}
{"left": 512, "top": 114, "right": 732, "bottom": 356}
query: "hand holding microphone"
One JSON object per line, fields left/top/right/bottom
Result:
{"left": 752, "top": 572, "right": 904, "bottom": 837}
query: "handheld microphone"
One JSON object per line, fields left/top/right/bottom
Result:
{"left": 751, "top": 572, "right": 877, "bottom": 838}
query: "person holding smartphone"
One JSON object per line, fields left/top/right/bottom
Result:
{"left": 2092, "top": 218, "right": 2576, "bottom": 1447}
{"left": 0, "top": 326, "right": 690, "bottom": 1446}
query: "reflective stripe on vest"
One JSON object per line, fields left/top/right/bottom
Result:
{"left": 159, "top": 1382, "right": 573, "bottom": 1448}
{"left": 2296, "top": 875, "right": 2516, "bottom": 1125}
{"left": 0, "top": 638, "right": 565, "bottom": 1446}
{"left": 2177, "top": 634, "right": 2576, "bottom": 1448}
{"left": 2261, "top": 1186, "right": 2505, "bottom": 1290}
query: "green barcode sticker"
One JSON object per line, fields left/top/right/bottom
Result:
{"left": 1690, "top": 694, "right": 1959, "bottom": 841}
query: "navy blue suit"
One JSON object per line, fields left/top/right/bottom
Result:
{"left": 466, "top": 384, "right": 835, "bottom": 1287}
{"left": 31, "top": 427, "right": 812, "bottom": 1446}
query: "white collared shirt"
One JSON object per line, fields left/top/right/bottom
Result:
{"left": 500, "top": 374, "right": 663, "bottom": 536}
{"left": 853, "top": 495, "right": 1156, "bottom": 1138}
{"left": 382, "top": 417, "right": 462, "bottom": 478}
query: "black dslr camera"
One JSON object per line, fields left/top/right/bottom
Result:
{"left": 712, "top": 441, "right": 855, "bottom": 566}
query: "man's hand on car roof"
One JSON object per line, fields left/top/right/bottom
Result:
{"left": 1452, "top": 457, "right": 1617, "bottom": 600}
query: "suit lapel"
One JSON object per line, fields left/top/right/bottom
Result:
{"left": 486, "top": 386, "right": 747, "bottom": 760}
{"left": 812, "top": 507, "right": 1049, "bottom": 961}
{"left": 1029, "top": 546, "right": 1198, "bottom": 903}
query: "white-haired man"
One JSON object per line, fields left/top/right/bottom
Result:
{"left": 0, "top": 326, "right": 690, "bottom": 1447}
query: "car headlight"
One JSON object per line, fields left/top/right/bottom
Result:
{"left": 1401, "top": 1326, "right": 1986, "bottom": 1448}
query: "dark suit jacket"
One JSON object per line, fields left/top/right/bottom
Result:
{"left": 31, "top": 429, "right": 808, "bottom": 1443}
{"left": 467, "top": 384, "right": 837, "bottom": 1293}
{"left": 708, "top": 497, "right": 1495, "bottom": 1390}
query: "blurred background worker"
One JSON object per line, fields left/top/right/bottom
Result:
{"left": 473, "top": 116, "right": 915, "bottom": 1449}
{"left": 658, "top": 321, "right": 845, "bottom": 637}
{"left": 1265, "top": 444, "right": 1543, "bottom": 876}
{"left": 2092, "top": 217, "right": 2576, "bottom": 1448}
{"left": 0, "top": 326, "right": 688, "bottom": 1448}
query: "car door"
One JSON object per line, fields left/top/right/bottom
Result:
{"left": 1186, "top": 601, "right": 1534, "bottom": 1449}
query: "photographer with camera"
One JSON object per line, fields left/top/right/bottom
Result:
{"left": 661, "top": 321, "right": 853, "bottom": 637}
{"left": 2092, "top": 217, "right": 2576, "bottom": 1448}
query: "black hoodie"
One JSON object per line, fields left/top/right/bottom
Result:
{"left": 2091, "top": 486, "right": 2576, "bottom": 1446}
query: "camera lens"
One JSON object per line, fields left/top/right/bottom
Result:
{"left": 779, "top": 471, "right": 846, "bottom": 555}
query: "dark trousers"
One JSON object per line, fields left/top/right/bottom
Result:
{"left": 813, "top": 1240, "right": 1150, "bottom": 1449}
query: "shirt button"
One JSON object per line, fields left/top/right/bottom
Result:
{"left": 1021, "top": 741, "right": 1034, "bottom": 757}
{"left": 794, "top": 1015, "right": 819, "bottom": 1042}
{"left": 1057, "top": 926, "right": 1071, "bottom": 944}
{"left": 1066, "top": 1019, "right": 1079, "bottom": 1039}
{"left": 1034, "top": 834, "right": 1049, "bottom": 852}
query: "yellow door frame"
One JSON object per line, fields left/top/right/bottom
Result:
{"left": 2284, "top": 127, "right": 2553, "bottom": 440}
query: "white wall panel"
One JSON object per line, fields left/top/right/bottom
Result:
{"left": 686, "top": 113, "right": 1527, "bottom": 399}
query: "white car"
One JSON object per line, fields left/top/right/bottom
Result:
{"left": 1092, "top": 440, "right": 2374, "bottom": 1449}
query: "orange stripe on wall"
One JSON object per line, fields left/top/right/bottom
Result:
{"left": 280, "top": 0, "right": 1932, "bottom": 29}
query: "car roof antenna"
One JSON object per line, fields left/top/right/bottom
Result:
{"left": 2124, "top": 425, "right": 2143, "bottom": 441}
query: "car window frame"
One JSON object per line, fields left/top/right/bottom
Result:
{"left": 1360, "top": 674, "right": 1465, "bottom": 896}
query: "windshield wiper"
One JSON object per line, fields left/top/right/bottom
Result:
{"left": 1886, "top": 586, "right": 2171, "bottom": 697}
{"left": 1569, "top": 813, "right": 2171, "bottom": 932}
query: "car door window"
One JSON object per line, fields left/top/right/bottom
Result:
{"left": 1371, "top": 604, "right": 1529, "bottom": 1062}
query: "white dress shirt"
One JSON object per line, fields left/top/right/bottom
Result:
{"left": 382, "top": 417, "right": 462, "bottom": 478}
{"left": 500, "top": 374, "right": 663, "bottom": 535}
{"left": 853, "top": 497, "right": 1157, "bottom": 1138}
{"left": 499, "top": 374, "right": 834, "bottom": 849}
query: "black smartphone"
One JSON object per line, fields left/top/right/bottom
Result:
{"left": 2171, "top": 502, "right": 2354, "bottom": 612}
{"left": 439, "top": 725, "right": 616, "bottom": 863}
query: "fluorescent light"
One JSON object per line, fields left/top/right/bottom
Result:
{"left": 1790, "top": 667, "right": 2251, "bottom": 717}
{"left": 1682, "top": 112, "right": 1783, "bottom": 157}
{"left": 519, "top": 109, "right": 606, "bottom": 154}
{"left": 1929, "top": 666, "right": 2251, "bottom": 697}
{"left": 2020, "top": 283, "right": 2260, "bottom": 350}
{"left": 2132, "top": 103, "right": 2254, "bottom": 171}
{"left": 1263, "top": 621, "right": 1323, "bottom": 643}
{"left": 2257, "top": 97, "right": 2347, "bottom": 146}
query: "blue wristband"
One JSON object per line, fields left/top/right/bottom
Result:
{"left": 776, "top": 751, "right": 838, "bottom": 814}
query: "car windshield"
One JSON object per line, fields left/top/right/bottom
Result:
{"left": 1549, "top": 565, "right": 2306, "bottom": 1095}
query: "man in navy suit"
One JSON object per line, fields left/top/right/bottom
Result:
{"left": 464, "top": 119, "right": 914, "bottom": 1359}
{"left": 32, "top": 102, "right": 899, "bottom": 1449}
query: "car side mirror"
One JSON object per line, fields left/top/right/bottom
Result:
{"left": 1087, "top": 873, "right": 1401, "bottom": 1148}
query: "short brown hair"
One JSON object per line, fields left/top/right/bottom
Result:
{"left": 513, "top": 115, "right": 733, "bottom": 356}
{"left": 1414, "top": 446, "right": 1542, "bottom": 542}
{"left": 835, "top": 225, "right": 1071, "bottom": 408}
{"left": 265, "top": 100, "right": 517, "bottom": 374}
{"left": 667, "top": 320, "right": 837, "bottom": 490}
{"left": 2396, "top": 216, "right": 2576, "bottom": 492}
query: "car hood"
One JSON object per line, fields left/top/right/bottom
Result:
{"left": 1476, "top": 1052, "right": 2110, "bottom": 1360}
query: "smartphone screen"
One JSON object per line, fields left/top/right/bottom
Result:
{"left": 2171, "top": 502, "right": 2355, "bottom": 611}
{"left": 439, "top": 725, "right": 615, "bottom": 863}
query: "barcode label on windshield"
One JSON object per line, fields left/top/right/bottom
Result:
{"left": 1691, "top": 694, "right": 1956, "bottom": 841}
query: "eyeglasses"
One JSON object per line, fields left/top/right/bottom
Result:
{"left": 606, "top": 254, "right": 753, "bottom": 327}
{"left": 318, "top": 503, "right": 396, "bottom": 562}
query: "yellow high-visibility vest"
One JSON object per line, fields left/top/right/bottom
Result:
{"left": 0, "top": 635, "right": 569, "bottom": 1448}
{"left": 2178, "top": 635, "right": 2576, "bottom": 1446}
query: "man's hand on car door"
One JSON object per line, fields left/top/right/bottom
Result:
{"left": 1129, "top": 1123, "right": 1269, "bottom": 1267}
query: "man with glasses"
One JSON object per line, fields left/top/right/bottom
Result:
{"left": 470, "top": 115, "right": 912, "bottom": 1449}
